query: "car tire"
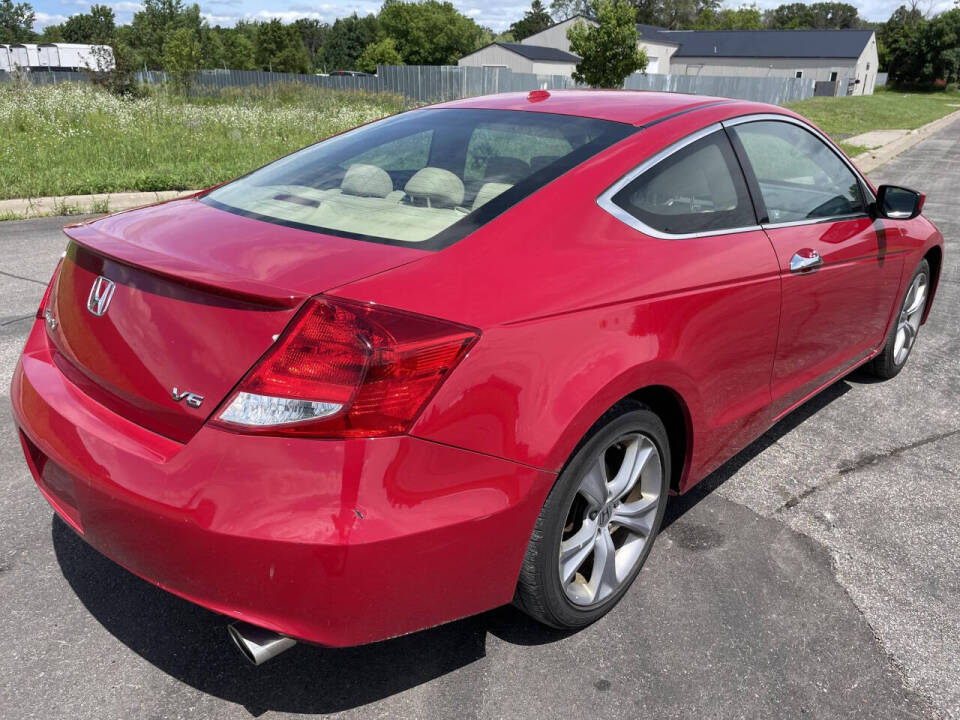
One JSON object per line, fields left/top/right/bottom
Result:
{"left": 514, "top": 401, "right": 670, "bottom": 630}
{"left": 866, "top": 259, "right": 930, "bottom": 380}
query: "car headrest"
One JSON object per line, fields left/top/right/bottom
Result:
{"left": 341, "top": 163, "right": 393, "bottom": 198}
{"left": 529, "top": 155, "right": 561, "bottom": 173}
{"left": 404, "top": 167, "right": 465, "bottom": 208}
{"left": 483, "top": 156, "right": 529, "bottom": 183}
{"left": 472, "top": 182, "right": 512, "bottom": 211}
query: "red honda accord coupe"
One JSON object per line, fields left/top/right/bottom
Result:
{"left": 12, "top": 90, "right": 943, "bottom": 664}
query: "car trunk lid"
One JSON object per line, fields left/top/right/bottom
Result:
{"left": 48, "top": 198, "right": 428, "bottom": 442}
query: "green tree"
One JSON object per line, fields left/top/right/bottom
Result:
{"left": 378, "top": 0, "right": 485, "bottom": 65}
{"left": 568, "top": 0, "right": 646, "bottom": 87}
{"left": 40, "top": 23, "right": 64, "bottom": 41}
{"left": 357, "top": 35, "right": 403, "bottom": 72}
{"left": 220, "top": 28, "right": 257, "bottom": 70}
{"left": 765, "top": 2, "right": 860, "bottom": 29}
{"left": 0, "top": 0, "right": 35, "bottom": 43}
{"left": 162, "top": 25, "right": 202, "bottom": 90}
{"left": 60, "top": 3, "right": 115, "bottom": 43}
{"left": 510, "top": 0, "right": 553, "bottom": 40}
{"left": 321, "top": 13, "right": 378, "bottom": 70}
{"left": 927, "top": 9, "right": 960, "bottom": 84}
{"left": 808, "top": 2, "right": 860, "bottom": 28}
{"left": 127, "top": 0, "right": 203, "bottom": 69}
{"left": 292, "top": 18, "right": 329, "bottom": 70}
{"left": 697, "top": 4, "right": 763, "bottom": 29}
{"left": 255, "top": 19, "right": 311, "bottom": 74}
{"left": 549, "top": 0, "right": 590, "bottom": 21}
{"left": 879, "top": 4, "right": 926, "bottom": 83}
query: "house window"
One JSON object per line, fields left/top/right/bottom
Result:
{"left": 866, "top": 62, "right": 871, "bottom": 70}
{"left": 830, "top": 71, "right": 838, "bottom": 82}
{"left": 795, "top": 70, "right": 803, "bottom": 79}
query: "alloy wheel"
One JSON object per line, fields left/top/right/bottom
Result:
{"left": 558, "top": 432, "right": 663, "bottom": 606}
{"left": 894, "top": 272, "right": 928, "bottom": 366}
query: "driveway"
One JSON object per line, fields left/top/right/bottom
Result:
{"left": 1, "top": 118, "right": 957, "bottom": 719}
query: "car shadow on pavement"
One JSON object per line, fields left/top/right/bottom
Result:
{"left": 50, "top": 515, "right": 572, "bottom": 716}
{"left": 661, "top": 378, "right": 851, "bottom": 530}
{"left": 51, "top": 378, "right": 853, "bottom": 716}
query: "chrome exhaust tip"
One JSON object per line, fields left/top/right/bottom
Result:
{"left": 228, "top": 621, "right": 296, "bottom": 665}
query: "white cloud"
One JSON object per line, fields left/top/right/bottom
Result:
{"left": 34, "top": 11, "right": 69, "bottom": 26}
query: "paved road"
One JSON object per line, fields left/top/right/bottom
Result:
{"left": 1, "top": 119, "right": 958, "bottom": 720}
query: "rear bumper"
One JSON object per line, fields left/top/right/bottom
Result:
{"left": 11, "top": 320, "right": 554, "bottom": 647}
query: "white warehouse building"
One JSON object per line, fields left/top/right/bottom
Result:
{"left": 0, "top": 43, "right": 115, "bottom": 72}
{"left": 459, "top": 17, "right": 879, "bottom": 95}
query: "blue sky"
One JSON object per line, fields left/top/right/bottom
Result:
{"left": 30, "top": 0, "right": 959, "bottom": 33}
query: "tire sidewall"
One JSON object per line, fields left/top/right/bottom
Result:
{"left": 536, "top": 407, "right": 670, "bottom": 627}
{"left": 876, "top": 259, "right": 930, "bottom": 378}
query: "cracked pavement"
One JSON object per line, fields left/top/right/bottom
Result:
{"left": 1, "top": 118, "right": 958, "bottom": 720}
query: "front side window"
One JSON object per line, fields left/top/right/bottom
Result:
{"left": 730, "top": 120, "right": 865, "bottom": 224}
{"left": 203, "top": 109, "right": 632, "bottom": 248}
{"left": 607, "top": 129, "right": 756, "bottom": 236}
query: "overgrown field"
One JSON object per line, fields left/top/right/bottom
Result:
{"left": 786, "top": 87, "right": 960, "bottom": 156}
{"left": 3, "top": 82, "right": 959, "bottom": 202}
{"left": 0, "top": 82, "right": 410, "bottom": 200}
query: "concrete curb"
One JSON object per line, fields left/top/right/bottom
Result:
{"left": 853, "top": 109, "right": 960, "bottom": 174}
{"left": 0, "top": 190, "right": 196, "bottom": 221}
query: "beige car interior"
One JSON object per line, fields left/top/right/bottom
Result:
{"left": 223, "top": 162, "right": 517, "bottom": 243}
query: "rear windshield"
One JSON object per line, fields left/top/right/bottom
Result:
{"left": 202, "top": 108, "right": 633, "bottom": 249}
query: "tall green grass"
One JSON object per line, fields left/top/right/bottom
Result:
{"left": 786, "top": 87, "right": 960, "bottom": 155}
{"left": 0, "top": 82, "right": 410, "bottom": 200}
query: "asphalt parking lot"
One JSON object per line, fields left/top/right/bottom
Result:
{"left": 1, "top": 119, "right": 958, "bottom": 720}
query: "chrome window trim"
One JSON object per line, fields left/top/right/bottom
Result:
{"left": 596, "top": 113, "right": 878, "bottom": 241}
{"left": 761, "top": 212, "right": 871, "bottom": 230}
{"left": 595, "top": 123, "right": 762, "bottom": 240}
{"left": 721, "top": 112, "right": 877, "bottom": 207}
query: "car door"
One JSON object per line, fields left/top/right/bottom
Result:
{"left": 725, "top": 117, "right": 903, "bottom": 417}
{"left": 595, "top": 125, "right": 783, "bottom": 470}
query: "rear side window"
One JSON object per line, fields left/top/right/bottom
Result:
{"left": 607, "top": 129, "right": 756, "bottom": 236}
{"left": 730, "top": 120, "right": 865, "bottom": 223}
{"left": 202, "top": 109, "right": 632, "bottom": 249}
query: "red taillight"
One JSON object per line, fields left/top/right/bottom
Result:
{"left": 213, "top": 297, "right": 479, "bottom": 438}
{"left": 36, "top": 259, "right": 63, "bottom": 319}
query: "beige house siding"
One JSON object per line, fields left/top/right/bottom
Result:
{"left": 458, "top": 46, "right": 536, "bottom": 73}
{"left": 457, "top": 46, "right": 576, "bottom": 77}
{"left": 520, "top": 18, "right": 583, "bottom": 54}
{"left": 531, "top": 61, "right": 578, "bottom": 75}
{"left": 522, "top": 18, "right": 678, "bottom": 75}
{"left": 670, "top": 56, "right": 874, "bottom": 93}
{"left": 637, "top": 40, "right": 678, "bottom": 74}
{"left": 854, "top": 34, "right": 879, "bottom": 95}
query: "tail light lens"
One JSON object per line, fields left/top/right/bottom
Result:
{"left": 36, "top": 258, "right": 63, "bottom": 320}
{"left": 213, "top": 296, "right": 479, "bottom": 438}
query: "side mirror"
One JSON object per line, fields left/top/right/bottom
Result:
{"left": 876, "top": 185, "right": 925, "bottom": 220}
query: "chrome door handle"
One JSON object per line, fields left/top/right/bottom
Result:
{"left": 790, "top": 249, "right": 822, "bottom": 273}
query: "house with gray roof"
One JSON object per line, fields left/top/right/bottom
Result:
{"left": 458, "top": 17, "right": 878, "bottom": 95}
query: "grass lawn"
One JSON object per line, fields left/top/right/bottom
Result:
{"left": 0, "top": 82, "right": 409, "bottom": 200}
{"left": 3, "top": 82, "right": 959, "bottom": 202}
{"left": 785, "top": 87, "right": 960, "bottom": 156}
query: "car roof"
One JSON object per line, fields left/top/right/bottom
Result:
{"left": 430, "top": 90, "right": 765, "bottom": 127}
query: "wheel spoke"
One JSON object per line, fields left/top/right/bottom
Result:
{"left": 590, "top": 527, "right": 619, "bottom": 601}
{"left": 609, "top": 437, "right": 653, "bottom": 500}
{"left": 610, "top": 496, "right": 658, "bottom": 536}
{"left": 559, "top": 521, "right": 597, "bottom": 584}
{"left": 904, "top": 278, "right": 927, "bottom": 316}
{"left": 579, "top": 455, "right": 608, "bottom": 508}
